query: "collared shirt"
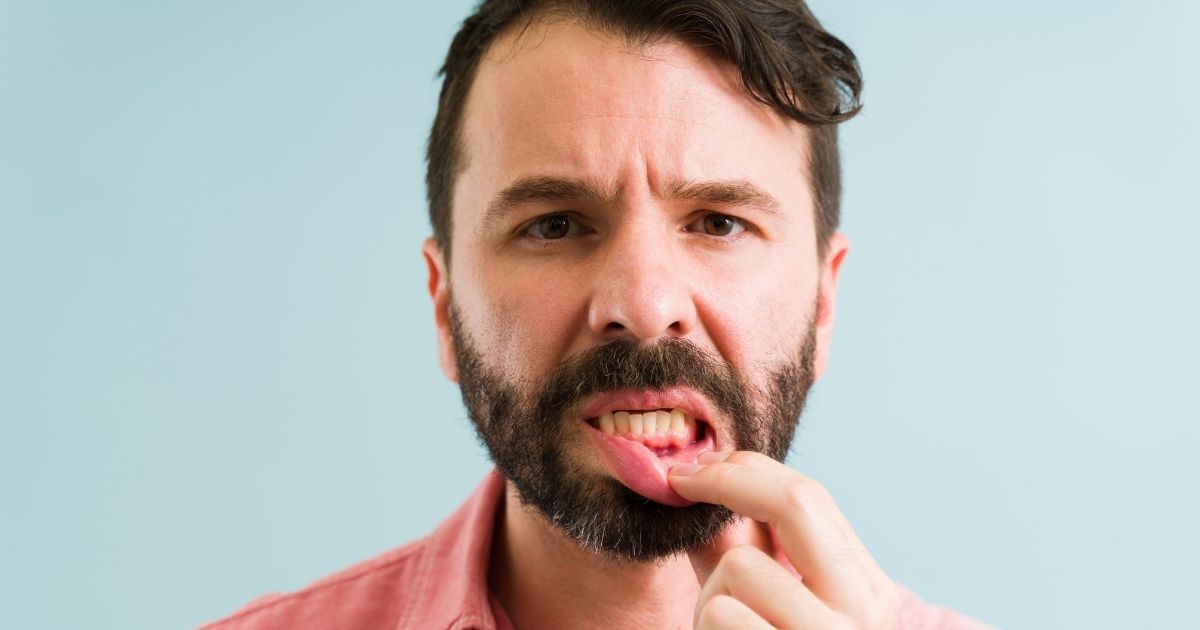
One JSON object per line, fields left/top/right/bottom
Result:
{"left": 201, "top": 470, "right": 989, "bottom": 629}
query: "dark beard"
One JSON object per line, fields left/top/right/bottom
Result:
{"left": 450, "top": 301, "right": 817, "bottom": 563}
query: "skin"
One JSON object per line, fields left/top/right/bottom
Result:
{"left": 422, "top": 18, "right": 897, "bottom": 629}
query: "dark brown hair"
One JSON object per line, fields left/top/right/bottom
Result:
{"left": 426, "top": 0, "right": 863, "bottom": 258}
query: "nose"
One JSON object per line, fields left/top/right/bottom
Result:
{"left": 586, "top": 223, "right": 698, "bottom": 343}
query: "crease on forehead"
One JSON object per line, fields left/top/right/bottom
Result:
{"left": 461, "top": 18, "right": 735, "bottom": 190}
{"left": 463, "top": 12, "right": 804, "bottom": 162}
{"left": 476, "top": 9, "right": 750, "bottom": 117}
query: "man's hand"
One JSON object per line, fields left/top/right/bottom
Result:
{"left": 668, "top": 451, "right": 900, "bottom": 629}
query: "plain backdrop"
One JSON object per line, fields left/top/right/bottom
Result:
{"left": 2, "top": 1, "right": 1197, "bottom": 628}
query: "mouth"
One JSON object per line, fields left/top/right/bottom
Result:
{"left": 583, "top": 409, "right": 712, "bottom": 455}
{"left": 576, "top": 389, "right": 722, "bottom": 507}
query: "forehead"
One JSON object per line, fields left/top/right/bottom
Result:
{"left": 454, "top": 18, "right": 812, "bottom": 226}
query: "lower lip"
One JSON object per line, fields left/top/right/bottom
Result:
{"left": 579, "top": 420, "right": 716, "bottom": 507}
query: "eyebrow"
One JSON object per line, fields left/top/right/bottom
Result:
{"left": 668, "top": 179, "right": 783, "bottom": 216}
{"left": 482, "top": 175, "right": 616, "bottom": 231}
{"left": 480, "top": 175, "right": 783, "bottom": 231}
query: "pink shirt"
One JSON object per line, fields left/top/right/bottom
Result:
{"left": 201, "top": 471, "right": 989, "bottom": 629}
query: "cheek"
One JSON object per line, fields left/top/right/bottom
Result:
{"left": 471, "top": 262, "right": 589, "bottom": 381}
{"left": 699, "top": 255, "right": 819, "bottom": 379}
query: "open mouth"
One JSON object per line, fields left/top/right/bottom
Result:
{"left": 584, "top": 408, "right": 710, "bottom": 455}
{"left": 579, "top": 404, "right": 717, "bottom": 507}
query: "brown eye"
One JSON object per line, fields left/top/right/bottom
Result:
{"left": 529, "top": 214, "right": 574, "bottom": 240}
{"left": 700, "top": 213, "right": 745, "bottom": 237}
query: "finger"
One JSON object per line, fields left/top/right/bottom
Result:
{"left": 695, "top": 594, "right": 774, "bottom": 630}
{"left": 669, "top": 451, "right": 883, "bottom": 609}
{"left": 688, "top": 516, "right": 755, "bottom": 585}
{"left": 696, "top": 544, "right": 837, "bottom": 630}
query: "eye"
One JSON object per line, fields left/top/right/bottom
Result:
{"left": 524, "top": 213, "right": 583, "bottom": 240}
{"left": 689, "top": 212, "right": 747, "bottom": 238}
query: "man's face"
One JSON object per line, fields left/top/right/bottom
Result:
{"left": 424, "top": 20, "right": 848, "bottom": 561}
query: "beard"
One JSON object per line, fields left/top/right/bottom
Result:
{"left": 449, "top": 299, "right": 817, "bottom": 563}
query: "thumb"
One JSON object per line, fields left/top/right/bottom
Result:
{"left": 687, "top": 517, "right": 755, "bottom": 585}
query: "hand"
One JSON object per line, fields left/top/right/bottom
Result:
{"left": 668, "top": 451, "right": 900, "bottom": 629}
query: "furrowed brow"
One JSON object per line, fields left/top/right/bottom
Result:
{"left": 669, "top": 179, "right": 783, "bottom": 216}
{"left": 482, "top": 175, "right": 614, "bottom": 231}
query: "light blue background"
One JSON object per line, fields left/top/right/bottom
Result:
{"left": 2, "top": 1, "right": 1197, "bottom": 628}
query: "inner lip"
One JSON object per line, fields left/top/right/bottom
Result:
{"left": 584, "top": 410, "right": 710, "bottom": 455}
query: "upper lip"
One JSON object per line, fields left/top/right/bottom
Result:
{"left": 576, "top": 387, "right": 724, "bottom": 449}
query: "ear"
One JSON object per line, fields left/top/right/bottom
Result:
{"left": 422, "top": 237, "right": 459, "bottom": 383}
{"left": 813, "top": 231, "right": 849, "bottom": 381}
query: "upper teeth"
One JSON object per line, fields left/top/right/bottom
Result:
{"left": 597, "top": 408, "right": 693, "bottom": 438}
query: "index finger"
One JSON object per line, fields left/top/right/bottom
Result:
{"left": 668, "top": 451, "right": 882, "bottom": 609}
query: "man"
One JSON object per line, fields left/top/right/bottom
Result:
{"left": 205, "top": 1, "right": 989, "bottom": 628}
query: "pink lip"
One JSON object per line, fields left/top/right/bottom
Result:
{"left": 573, "top": 387, "right": 727, "bottom": 507}
{"left": 579, "top": 419, "right": 715, "bottom": 507}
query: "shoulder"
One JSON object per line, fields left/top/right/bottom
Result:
{"left": 198, "top": 538, "right": 430, "bottom": 630}
{"left": 199, "top": 471, "right": 508, "bottom": 630}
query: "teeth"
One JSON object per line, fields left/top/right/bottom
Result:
{"left": 594, "top": 408, "right": 696, "bottom": 439}
{"left": 670, "top": 409, "right": 686, "bottom": 437}
{"left": 629, "top": 413, "right": 644, "bottom": 436}
{"left": 614, "top": 411, "right": 630, "bottom": 434}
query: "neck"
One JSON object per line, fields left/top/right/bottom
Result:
{"left": 488, "top": 481, "right": 770, "bottom": 629}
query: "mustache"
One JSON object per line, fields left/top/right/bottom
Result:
{"left": 534, "top": 338, "right": 750, "bottom": 422}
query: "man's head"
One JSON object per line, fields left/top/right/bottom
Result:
{"left": 422, "top": 0, "right": 861, "bottom": 562}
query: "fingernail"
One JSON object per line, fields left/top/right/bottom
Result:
{"left": 698, "top": 451, "right": 732, "bottom": 465}
{"left": 670, "top": 463, "right": 704, "bottom": 476}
